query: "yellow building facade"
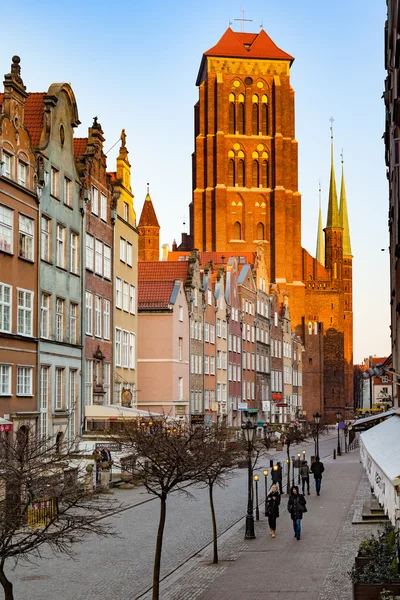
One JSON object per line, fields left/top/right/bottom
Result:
{"left": 112, "top": 131, "right": 138, "bottom": 407}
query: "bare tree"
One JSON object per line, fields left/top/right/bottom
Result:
{"left": 0, "top": 428, "right": 119, "bottom": 600}
{"left": 194, "top": 425, "right": 244, "bottom": 564}
{"left": 302, "top": 420, "right": 329, "bottom": 457}
{"left": 115, "top": 417, "right": 206, "bottom": 600}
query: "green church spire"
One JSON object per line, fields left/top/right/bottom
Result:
{"left": 326, "top": 119, "right": 340, "bottom": 228}
{"left": 316, "top": 182, "right": 324, "bottom": 265}
{"left": 339, "top": 151, "right": 352, "bottom": 256}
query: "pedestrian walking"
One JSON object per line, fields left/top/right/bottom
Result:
{"left": 287, "top": 485, "right": 307, "bottom": 540}
{"left": 265, "top": 436, "right": 271, "bottom": 451}
{"left": 310, "top": 455, "right": 325, "bottom": 496}
{"left": 266, "top": 484, "right": 281, "bottom": 538}
{"left": 300, "top": 460, "right": 310, "bottom": 495}
{"left": 271, "top": 461, "right": 283, "bottom": 495}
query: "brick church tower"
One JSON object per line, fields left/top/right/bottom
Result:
{"left": 187, "top": 27, "right": 354, "bottom": 421}
{"left": 138, "top": 185, "right": 160, "bottom": 261}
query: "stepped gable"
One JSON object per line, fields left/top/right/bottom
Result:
{"left": 138, "top": 280, "right": 176, "bottom": 310}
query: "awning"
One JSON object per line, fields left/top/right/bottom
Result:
{"left": 0, "top": 418, "right": 13, "bottom": 432}
{"left": 360, "top": 413, "right": 400, "bottom": 523}
{"left": 350, "top": 409, "right": 395, "bottom": 431}
{"left": 85, "top": 405, "right": 172, "bottom": 421}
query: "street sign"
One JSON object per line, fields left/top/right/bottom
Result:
{"left": 191, "top": 414, "right": 204, "bottom": 425}
{"left": 338, "top": 421, "right": 345, "bottom": 429}
{"left": 238, "top": 402, "right": 248, "bottom": 410}
{"left": 276, "top": 403, "right": 287, "bottom": 407}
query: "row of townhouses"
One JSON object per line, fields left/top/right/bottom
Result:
{"left": 0, "top": 57, "right": 303, "bottom": 447}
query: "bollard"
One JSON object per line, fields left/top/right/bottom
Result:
{"left": 333, "top": 449, "right": 336, "bottom": 460}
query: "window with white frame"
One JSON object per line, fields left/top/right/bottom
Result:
{"left": 178, "top": 337, "right": 183, "bottom": 361}
{"left": 129, "top": 333, "right": 135, "bottom": 369}
{"left": 70, "top": 232, "right": 79, "bottom": 274}
{"left": 41, "top": 215, "right": 50, "bottom": 261}
{"left": 85, "top": 234, "right": 94, "bottom": 270}
{"left": 228, "top": 363, "right": 232, "bottom": 380}
{"left": 204, "top": 355, "right": 209, "bottom": 374}
{"left": 222, "top": 383, "right": 227, "bottom": 402}
{"left": 216, "top": 319, "right": 221, "bottom": 337}
{"left": 40, "top": 292, "right": 50, "bottom": 338}
{"left": 222, "top": 320, "right": 227, "bottom": 339}
{"left": 55, "top": 368, "right": 64, "bottom": 409}
{"left": 64, "top": 177, "right": 72, "bottom": 206}
{"left": 178, "top": 377, "right": 183, "bottom": 401}
{"left": 51, "top": 167, "right": 60, "bottom": 197}
{"left": 204, "top": 322, "right": 209, "bottom": 342}
{"left": 0, "top": 365, "right": 11, "bottom": 395}
{"left": 127, "top": 242, "right": 133, "bottom": 267}
{"left": 103, "top": 362, "right": 110, "bottom": 404}
{"left": 18, "top": 214, "right": 34, "bottom": 261}
{"left": 178, "top": 305, "right": 183, "bottom": 321}
{"left": 123, "top": 282, "right": 129, "bottom": 312}
{"left": 0, "top": 205, "right": 13, "bottom": 254}
{"left": 222, "top": 352, "right": 227, "bottom": 370}
{"left": 123, "top": 202, "right": 129, "bottom": 221}
{"left": 69, "top": 369, "right": 77, "bottom": 413}
{"left": 129, "top": 285, "right": 136, "bottom": 314}
{"left": 3, "top": 153, "right": 11, "bottom": 178}
{"left": 217, "top": 383, "right": 221, "bottom": 402}
{"left": 95, "top": 240, "right": 103, "bottom": 275}
{"left": 0, "top": 283, "right": 11, "bottom": 333}
{"left": 17, "top": 289, "right": 33, "bottom": 335}
{"left": 18, "top": 160, "right": 28, "bottom": 187}
{"left": 116, "top": 278, "right": 122, "bottom": 308}
{"left": 210, "top": 324, "right": 215, "bottom": 344}
{"left": 100, "top": 193, "right": 107, "bottom": 221}
{"left": 120, "top": 238, "right": 126, "bottom": 262}
{"left": 103, "top": 300, "right": 110, "bottom": 340}
{"left": 210, "top": 355, "right": 215, "bottom": 375}
{"left": 39, "top": 366, "right": 49, "bottom": 439}
{"left": 55, "top": 298, "right": 64, "bottom": 342}
{"left": 85, "top": 292, "right": 93, "bottom": 335}
{"left": 103, "top": 245, "right": 111, "bottom": 279}
{"left": 70, "top": 302, "right": 78, "bottom": 344}
{"left": 115, "top": 328, "right": 122, "bottom": 366}
{"left": 17, "top": 366, "right": 32, "bottom": 396}
{"left": 122, "top": 331, "right": 129, "bottom": 367}
{"left": 56, "top": 224, "right": 65, "bottom": 268}
{"left": 95, "top": 296, "right": 102, "bottom": 338}
{"left": 91, "top": 186, "right": 99, "bottom": 215}
{"left": 85, "top": 360, "right": 93, "bottom": 405}
{"left": 217, "top": 351, "right": 221, "bottom": 370}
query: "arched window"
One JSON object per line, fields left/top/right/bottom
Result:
{"left": 229, "top": 102, "right": 236, "bottom": 134}
{"left": 238, "top": 101, "right": 245, "bottom": 135}
{"left": 252, "top": 100, "right": 259, "bottom": 135}
{"left": 252, "top": 160, "right": 259, "bottom": 187}
{"left": 238, "top": 159, "right": 245, "bottom": 187}
{"left": 228, "top": 159, "right": 235, "bottom": 187}
{"left": 333, "top": 262, "right": 337, "bottom": 279}
{"left": 261, "top": 160, "right": 269, "bottom": 187}
{"left": 233, "top": 221, "right": 241, "bottom": 240}
{"left": 261, "top": 98, "right": 268, "bottom": 136}
{"left": 257, "top": 222, "right": 264, "bottom": 240}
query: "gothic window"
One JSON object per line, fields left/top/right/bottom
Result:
{"left": 237, "top": 159, "right": 245, "bottom": 187}
{"left": 228, "top": 159, "right": 235, "bottom": 187}
{"left": 333, "top": 262, "right": 337, "bottom": 279}
{"left": 252, "top": 95, "right": 259, "bottom": 135}
{"left": 257, "top": 222, "right": 264, "bottom": 240}
{"left": 233, "top": 221, "right": 241, "bottom": 240}
{"left": 261, "top": 96, "right": 268, "bottom": 135}
{"left": 229, "top": 101, "right": 236, "bottom": 134}
{"left": 252, "top": 160, "right": 259, "bottom": 187}
{"left": 261, "top": 160, "right": 269, "bottom": 187}
{"left": 238, "top": 95, "right": 245, "bottom": 135}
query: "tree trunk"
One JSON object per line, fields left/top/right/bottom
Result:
{"left": 152, "top": 493, "right": 167, "bottom": 600}
{"left": 209, "top": 483, "right": 218, "bottom": 564}
{"left": 0, "top": 561, "right": 14, "bottom": 600}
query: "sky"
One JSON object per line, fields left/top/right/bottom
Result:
{"left": 1, "top": 0, "right": 390, "bottom": 364}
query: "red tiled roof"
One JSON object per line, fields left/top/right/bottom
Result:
{"left": 138, "top": 280, "right": 175, "bottom": 309}
{"left": 204, "top": 28, "right": 294, "bottom": 62}
{"left": 139, "top": 261, "right": 189, "bottom": 281}
{"left": 24, "top": 93, "right": 45, "bottom": 146}
{"left": 138, "top": 193, "right": 159, "bottom": 228}
{"left": 74, "top": 137, "right": 88, "bottom": 157}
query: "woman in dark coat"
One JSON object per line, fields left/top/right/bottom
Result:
{"left": 287, "top": 485, "right": 307, "bottom": 540}
{"left": 266, "top": 484, "right": 281, "bottom": 538}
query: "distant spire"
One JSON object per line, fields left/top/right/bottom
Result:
{"left": 326, "top": 118, "right": 340, "bottom": 228}
{"left": 316, "top": 182, "right": 325, "bottom": 265}
{"left": 138, "top": 184, "right": 159, "bottom": 228}
{"left": 339, "top": 150, "right": 352, "bottom": 256}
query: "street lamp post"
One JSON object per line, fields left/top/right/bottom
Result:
{"left": 313, "top": 412, "right": 321, "bottom": 458}
{"left": 297, "top": 453, "right": 301, "bottom": 483}
{"left": 344, "top": 425, "right": 348, "bottom": 453}
{"left": 286, "top": 458, "right": 290, "bottom": 494}
{"left": 336, "top": 410, "right": 342, "bottom": 456}
{"left": 263, "top": 469, "right": 269, "bottom": 515}
{"left": 291, "top": 455, "right": 296, "bottom": 487}
{"left": 254, "top": 475, "right": 260, "bottom": 521}
{"left": 302, "top": 450, "right": 306, "bottom": 463}
{"left": 242, "top": 419, "right": 257, "bottom": 540}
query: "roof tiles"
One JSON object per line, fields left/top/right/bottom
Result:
{"left": 24, "top": 93, "right": 45, "bottom": 146}
{"left": 139, "top": 261, "right": 189, "bottom": 281}
{"left": 74, "top": 137, "right": 88, "bottom": 157}
{"left": 204, "top": 28, "right": 294, "bottom": 62}
{"left": 138, "top": 280, "right": 175, "bottom": 310}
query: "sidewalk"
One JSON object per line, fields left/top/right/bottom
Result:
{"left": 149, "top": 449, "right": 377, "bottom": 600}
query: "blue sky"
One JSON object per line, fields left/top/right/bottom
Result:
{"left": 2, "top": 0, "right": 389, "bottom": 363}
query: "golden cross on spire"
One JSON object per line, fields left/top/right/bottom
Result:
{"left": 341, "top": 148, "right": 344, "bottom": 164}
{"left": 234, "top": 8, "right": 253, "bottom": 32}
{"left": 329, "top": 116, "right": 335, "bottom": 140}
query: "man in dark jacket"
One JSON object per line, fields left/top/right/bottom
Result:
{"left": 310, "top": 456, "right": 325, "bottom": 496}
{"left": 271, "top": 462, "right": 283, "bottom": 494}
{"left": 287, "top": 485, "right": 307, "bottom": 540}
{"left": 300, "top": 460, "right": 310, "bottom": 495}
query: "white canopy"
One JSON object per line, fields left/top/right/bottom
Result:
{"left": 360, "top": 413, "right": 400, "bottom": 524}
{"left": 85, "top": 404, "right": 175, "bottom": 421}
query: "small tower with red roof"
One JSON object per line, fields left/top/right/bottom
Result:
{"left": 138, "top": 184, "right": 160, "bottom": 261}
